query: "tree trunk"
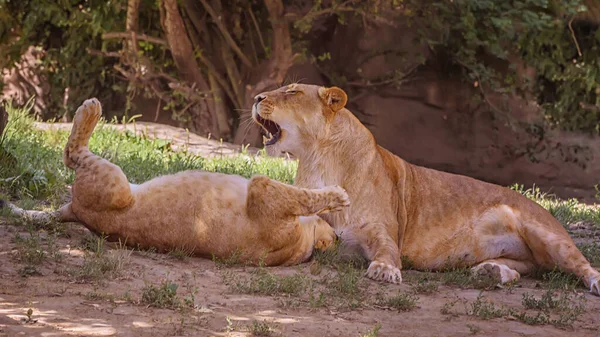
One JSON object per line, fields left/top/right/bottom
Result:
{"left": 162, "top": 0, "right": 218, "bottom": 138}
{"left": 125, "top": 0, "right": 141, "bottom": 52}
{"left": 233, "top": 0, "right": 293, "bottom": 146}
{"left": 0, "top": 105, "right": 7, "bottom": 138}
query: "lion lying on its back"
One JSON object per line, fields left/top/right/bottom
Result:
{"left": 2, "top": 98, "right": 349, "bottom": 266}
{"left": 251, "top": 83, "right": 600, "bottom": 296}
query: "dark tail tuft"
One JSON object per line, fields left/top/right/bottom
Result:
{"left": 0, "top": 199, "right": 5, "bottom": 208}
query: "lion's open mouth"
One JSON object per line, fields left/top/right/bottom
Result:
{"left": 254, "top": 113, "right": 281, "bottom": 146}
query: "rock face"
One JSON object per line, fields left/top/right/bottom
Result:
{"left": 285, "top": 16, "right": 600, "bottom": 202}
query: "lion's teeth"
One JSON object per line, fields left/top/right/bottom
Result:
{"left": 262, "top": 135, "right": 268, "bottom": 144}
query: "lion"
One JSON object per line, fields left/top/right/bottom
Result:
{"left": 1, "top": 98, "right": 350, "bottom": 266}
{"left": 251, "top": 83, "right": 600, "bottom": 296}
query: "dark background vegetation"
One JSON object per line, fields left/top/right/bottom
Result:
{"left": 1, "top": 0, "right": 600, "bottom": 199}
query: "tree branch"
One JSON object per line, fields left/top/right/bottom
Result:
{"left": 197, "top": 52, "right": 241, "bottom": 110}
{"left": 197, "top": 0, "right": 253, "bottom": 68}
{"left": 86, "top": 48, "right": 121, "bottom": 58}
{"left": 102, "top": 32, "right": 168, "bottom": 46}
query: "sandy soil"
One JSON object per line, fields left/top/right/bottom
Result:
{"left": 0, "top": 219, "right": 599, "bottom": 337}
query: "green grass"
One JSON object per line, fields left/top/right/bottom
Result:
{"left": 70, "top": 236, "right": 132, "bottom": 283}
{"left": 376, "top": 291, "right": 419, "bottom": 312}
{"left": 248, "top": 320, "right": 276, "bottom": 336}
{"left": 0, "top": 102, "right": 295, "bottom": 205}
{"left": 511, "top": 184, "right": 600, "bottom": 228}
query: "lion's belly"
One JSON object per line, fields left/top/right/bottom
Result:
{"left": 74, "top": 170, "right": 252, "bottom": 255}
{"left": 401, "top": 205, "right": 533, "bottom": 270}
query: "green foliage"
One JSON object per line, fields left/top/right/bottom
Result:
{"left": 0, "top": 0, "right": 130, "bottom": 118}
{"left": 511, "top": 184, "right": 600, "bottom": 228}
{"left": 409, "top": 0, "right": 600, "bottom": 132}
{"left": 141, "top": 278, "right": 181, "bottom": 308}
{"left": 0, "top": 102, "right": 296, "bottom": 203}
{"left": 377, "top": 291, "right": 419, "bottom": 312}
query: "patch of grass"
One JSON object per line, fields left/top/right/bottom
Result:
{"left": 141, "top": 279, "right": 181, "bottom": 309}
{"left": 377, "top": 291, "right": 419, "bottom": 312}
{"left": 511, "top": 184, "right": 600, "bottom": 228}
{"left": 212, "top": 249, "right": 246, "bottom": 268}
{"left": 360, "top": 323, "right": 382, "bottom": 337}
{"left": 412, "top": 280, "right": 439, "bottom": 294}
{"left": 0, "top": 102, "right": 296, "bottom": 204}
{"left": 248, "top": 320, "right": 276, "bottom": 337}
{"left": 440, "top": 267, "right": 498, "bottom": 290}
{"left": 522, "top": 289, "right": 566, "bottom": 311}
{"left": 519, "top": 290, "right": 586, "bottom": 329}
{"left": 12, "top": 226, "right": 62, "bottom": 277}
{"left": 539, "top": 268, "right": 583, "bottom": 291}
{"left": 440, "top": 299, "right": 460, "bottom": 316}
{"left": 328, "top": 262, "right": 365, "bottom": 306}
{"left": 452, "top": 290, "right": 586, "bottom": 329}
{"left": 405, "top": 272, "right": 440, "bottom": 294}
{"left": 466, "top": 324, "right": 481, "bottom": 335}
{"left": 576, "top": 243, "right": 600, "bottom": 267}
{"left": 167, "top": 247, "right": 194, "bottom": 261}
{"left": 71, "top": 237, "right": 131, "bottom": 283}
{"left": 83, "top": 290, "right": 132, "bottom": 303}
{"left": 12, "top": 232, "right": 45, "bottom": 265}
{"left": 467, "top": 294, "right": 509, "bottom": 320}
{"left": 311, "top": 239, "right": 367, "bottom": 268}
{"left": 224, "top": 268, "right": 309, "bottom": 296}
{"left": 513, "top": 310, "right": 551, "bottom": 326}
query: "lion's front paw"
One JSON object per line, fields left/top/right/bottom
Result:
{"left": 318, "top": 185, "right": 350, "bottom": 214}
{"left": 366, "top": 261, "right": 402, "bottom": 284}
{"left": 589, "top": 275, "right": 600, "bottom": 296}
{"left": 313, "top": 222, "right": 337, "bottom": 251}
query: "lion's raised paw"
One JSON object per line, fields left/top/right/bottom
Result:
{"left": 366, "top": 261, "right": 402, "bottom": 284}
{"left": 318, "top": 185, "right": 350, "bottom": 213}
{"left": 74, "top": 98, "right": 102, "bottom": 125}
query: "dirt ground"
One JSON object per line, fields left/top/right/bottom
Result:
{"left": 0, "top": 219, "right": 599, "bottom": 337}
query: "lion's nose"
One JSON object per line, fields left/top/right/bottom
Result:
{"left": 254, "top": 94, "right": 266, "bottom": 104}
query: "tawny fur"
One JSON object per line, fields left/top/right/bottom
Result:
{"left": 251, "top": 83, "right": 600, "bottom": 295}
{"left": 3, "top": 98, "right": 351, "bottom": 266}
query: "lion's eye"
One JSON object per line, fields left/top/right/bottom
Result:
{"left": 285, "top": 90, "right": 299, "bottom": 95}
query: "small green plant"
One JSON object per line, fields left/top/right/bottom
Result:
{"left": 519, "top": 290, "right": 586, "bottom": 329}
{"left": 466, "top": 324, "right": 481, "bottom": 335}
{"left": 412, "top": 279, "right": 439, "bottom": 294}
{"left": 167, "top": 247, "right": 194, "bottom": 261}
{"left": 249, "top": 320, "right": 275, "bottom": 336}
{"left": 141, "top": 279, "right": 180, "bottom": 309}
{"left": 522, "top": 289, "right": 564, "bottom": 311}
{"left": 377, "top": 291, "right": 419, "bottom": 312}
{"left": 513, "top": 311, "right": 550, "bottom": 326}
{"left": 223, "top": 268, "right": 309, "bottom": 296}
{"left": 212, "top": 249, "right": 245, "bottom": 268}
{"left": 540, "top": 268, "right": 582, "bottom": 291}
{"left": 22, "top": 308, "right": 36, "bottom": 324}
{"left": 12, "top": 232, "right": 45, "bottom": 266}
{"left": 360, "top": 323, "right": 381, "bottom": 337}
{"left": 440, "top": 299, "right": 459, "bottom": 316}
{"left": 467, "top": 294, "right": 509, "bottom": 320}
{"left": 71, "top": 237, "right": 131, "bottom": 283}
{"left": 440, "top": 267, "right": 498, "bottom": 290}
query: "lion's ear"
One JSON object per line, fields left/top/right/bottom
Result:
{"left": 318, "top": 86, "right": 348, "bottom": 113}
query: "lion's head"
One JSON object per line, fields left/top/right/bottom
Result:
{"left": 251, "top": 83, "right": 348, "bottom": 155}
